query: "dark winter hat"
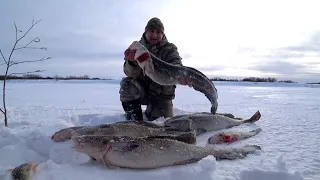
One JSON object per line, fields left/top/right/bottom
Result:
{"left": 145, "top": 17, "right": 164, "bottom": 33}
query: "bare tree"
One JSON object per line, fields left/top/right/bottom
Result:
{"left": 0, "top": 18, "right": 52, "bottom": 127}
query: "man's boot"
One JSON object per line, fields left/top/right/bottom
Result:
{"left": 121, "top": 98, "right": 143, "bottom": 121}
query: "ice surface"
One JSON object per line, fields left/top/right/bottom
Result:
{"left": 0, "top": 80, "right": 319, "bottom": 180}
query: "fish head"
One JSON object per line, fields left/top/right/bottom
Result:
{"left": 51, "top": 128, "right": 74, "bottom": 142}
{"left": 71, "top": 135, "right": 139, "bottom": 155}
{"left": 208, "top": 133, "right": 224, "bottom": 144}
{"left": 8, "top": 163, "right": 38, "bottom": 179}
{"left": 208, "top": 133, "right": 236, "bottom": 144}
{"left": 71, "top": 135, "right": 112, "bottom": 157}
{"left": 164, "top": 117, "right": 196, "bottom": 132}
{"left": 129, "top": 41, "right": 154, "bottom": 75}
{"left": 24, "top": 163, "right": 38, "bottom": 175}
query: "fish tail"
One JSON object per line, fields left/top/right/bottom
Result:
{"left": 210, "top": 145, "right": 262, "bottom": 160}
{"left": 250, "top": 127, "right": 262, "bottom": 134}
{"left": 243, "top": 111, "right": 261, "bottom": 123}
{"left": 210, "top": 101, "right": 218, "bottom": 114}
{"left": 239, "top": 128, "right": 263, "bottom": 140}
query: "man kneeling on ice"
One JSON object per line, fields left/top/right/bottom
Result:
{"left": 119, "top": 17, "right": 189, "bottom": 121}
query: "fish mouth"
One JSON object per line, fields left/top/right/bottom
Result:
{"left": 51, "top": 133, "right": 58, "bottom": 141}
{"left": 71, "top": 144, "right": 81, "bottom": 149}
{"left": 71, "top": 140, "right": 84, "bottom": 150}
{"left": 31, "top": 163, "right": 38, "bottom": 173}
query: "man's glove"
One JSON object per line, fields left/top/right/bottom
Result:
{"left": 124, "top": 49, "right": 136, "bottom": 61}
{"left": 124, "top": 41, "right": 151, "bottom": 62}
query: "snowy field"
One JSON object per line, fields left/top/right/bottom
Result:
{"left": 0, "top": 79, "right": 319, "bottom": 180}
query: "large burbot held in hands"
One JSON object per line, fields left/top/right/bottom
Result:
{"left": 127, "top": 41, "right": 219, "bottom": 114}
{"left": 71, "top": 135, "right": 261, "bottom": 169}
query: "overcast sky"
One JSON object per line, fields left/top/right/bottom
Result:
{"left": 1, "top": 0, "right": 319, "bottom": 82}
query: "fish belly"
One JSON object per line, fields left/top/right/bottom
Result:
{"left": 199, "top": 119, "right": 232, "bottom": 131}
{"left": 106, "top": 140, "right": 206, "bottom": 169}
{"left": 146, "top": 71, "right": 178, "bottom": 85}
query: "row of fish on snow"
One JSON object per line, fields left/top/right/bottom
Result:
{"left": 4, "top": 110, "right": 263, "bottom": 180}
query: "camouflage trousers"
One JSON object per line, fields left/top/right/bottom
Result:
{"left": 119, "top": 77, "right": 173, "bottom": 121}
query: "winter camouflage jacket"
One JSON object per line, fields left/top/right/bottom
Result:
{"left": 123, "top": 33, "right": 182, "bottom": 100}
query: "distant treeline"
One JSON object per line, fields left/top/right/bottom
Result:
{"left": 209, "top": 77, "right": 297, "bottom": 83}
{"left": 0, "top": 74, "right": 111, "bottom": 80}
{"left": 0, "top": 74, "right": 303, "bottom": 83}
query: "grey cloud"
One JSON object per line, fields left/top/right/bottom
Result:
{"left": 249, "top": 60, "right": 320, "bottom": 82}
{"left": 0, "top": 0, "right": 164, "bottom": 78}
{"left": 258, "top": 32, "right": 320, "bottom": 61}
{"left": 249, "top": 32, "right": 320, "bottom": 82}
{"left": 250, "top": 60, "right": 305, "bottom": 75}
{"left": 1, "top": 30, "right": 125, "bottom": 61}
{"left": 197, "top": 65, "right": 227, "bottom": 72}
{"left": 258, "top": 51, "right": 306, "bottom": 60}
{"left": 236, "top": 47, "right": 257, "bottom": 54}
{"left": 284, "top": 32, "right": 320, "bottom": 52}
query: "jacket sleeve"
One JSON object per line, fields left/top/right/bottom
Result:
{"left": 123, "top": 60, "right": 142, "bottom": 78}
{"left": 164, "top": 43, "right": 183, "bottom": 66}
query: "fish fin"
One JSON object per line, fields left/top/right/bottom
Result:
{"left": 150, "top": 60, "right": 155, "bottom": 71}
{"left": 217, "top": 113, "right": 235, "bottom": 118}
{"left": 196, "top": 128, "right": 207, "bottom": 135}
{"left": 86, "top": 157, "right": 100, "bottom": 165}
{"left": 184, "top": 66, "right": 211, "bottom": 81}
{"left": 142, "top": 67, "right": 146, "bottom": 76}
{"left": 239, "top": 128, "right": 262, "bottom": 140}
{"left": 100, "top": 152, "right": 120, "bottom": 169}
{"left": 243, "top": 111, "right": 261, "bottom": 123}
{"left": 173, "top": 158, "right": 199, "bottom": 166}
{"left": 101, "top": 157, "right": 112, "bottom": 168}
{"left": 111, "top": 141, "right": 140, "bottom": 152}
{"left": 250, "top": 128, "right": 262, "bottom": 134}
{"left": 148, "top": 131, "right": 196, "bottom": 144}
{"left": 98, "top": 124, "right": 111, "bottom": 128}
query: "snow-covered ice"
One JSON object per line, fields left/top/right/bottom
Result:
{"left": 0, "top": 80, "right": 319, "bottom": 180}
